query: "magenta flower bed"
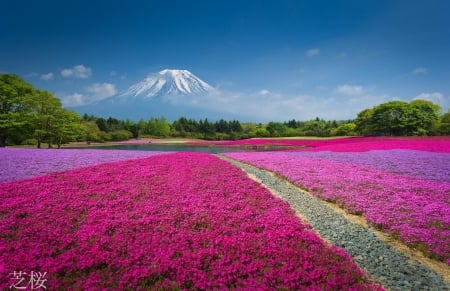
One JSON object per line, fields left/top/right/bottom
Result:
{"left": 300, "top": 137, "right": 450, "bottom": 153}
{"left": 283, "top": 150, "right": 450, "bottom": 182}
{"left": 0, "top": 152, "right": 381, "bottom": 290}
{"left": 0, "top": 148, "right": 167, "bottom": 183}
{"left": 189, "top": 137, "right": 450, "bottom": 153}
{"left": 225, "top": 152, "right": 450, "bottom": 264}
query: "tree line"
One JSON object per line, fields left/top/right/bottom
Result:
{"left": 80, "top": 115, "right": 244, "bottom": 141}
{"left": 1, "top": 74, "right": 449, "bottom": 147}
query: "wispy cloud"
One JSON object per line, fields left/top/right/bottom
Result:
{"left": 335, "top": 84, "right": 364, "bottom": 95}
{"left": 87, "top": 83, "right": 117, "bottom": 100}
{"left": 306, "top": 48, "right": 320, "bottom": 57}
{"left": 61, "top": 83, "right": 117, "bottom": 107}
{"left": 413, "top": 92, "right": 444, "bottom": 104}
{"left": 412, "top": 67, "right": 427, "bottom": 74}
{"left": 61, "top": 93, "right": 85, "bottom": 107}
{"left": 40, "top": 72, "right": 54, "bottom": 80}
{"left": 61, "top": 65, "right": 92, "bottom": 78}
{"left": 259, "top": 89, "right": 270, "bottom": 96}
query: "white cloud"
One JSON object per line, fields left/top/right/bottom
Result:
{"left": 306, "top": 48, "right": 320, "bottom": 57}
{"left": 259, "top": 89, "right": 270, "bottom": 96}
{"left": 335, "top": 84, "right": 364, "bottom": 95}
{"left": 61, "top": 93, "right": 85, "bottom": 107}
{"left": 40, "top": 72, "right": 54, "bottom": 80}
{"left": 412, "top": 67, "right": 427, "bottom": 74}
{"left": 61, "top": 65, "right": 92, "bottom": 78}
{"left": 61, "top": 83, "right": 117, "bottom": 107}
{"left": 413, "top": 92, "right": 445, "bottom": 105}
{"left": 87, "top": 83, "right": 117, "bottom": 100}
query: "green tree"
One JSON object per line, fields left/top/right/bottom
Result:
{"left": 410, "top": 99, "right": 442, "bottom": 134}
{"left": 0, "top": 74, "right": 34, "bottom": 146}
{"left": 28, "top": 90, "right": 66, "bottom": 148}
{"left": 334, "top": 122, "right": 357, "bottom": 136}
{"left": 229, "top": 120, "right": 243, "bottom": 133}
{"left": 199, "top": 118, "right": 215, "bottom": 138}
{"left": 241, "top": 122, "right": 257, "bottom": 137}
{"left": 83, "top": 120, "right": 104, "bottom": 144}
{"left": 110, "top": 129, "right": 133, "bottom": 141}
{"left": 438, "top": 110, "right": 450, "bottom": 135}
{"left": 172, "top": 117, "right": 199, "bottom": 137}
{"left": 355, "top": 108, "right": 374, "bottom": 136}
{"left": 106, "top": 117, "right": 123, "bottom": 131}
{"left": 147, "top": 117, "right": 171, "bottom": 137}
{"left": 95, "top": 117, "right": 109, "bottom": 132}
{"left": 301, "top": 119, "right": 329, "bottom": 136}
{"left": 136, "top": 118, "right": 147, "bottom": 138}
{"left": 255, "top": 129, "right": 269, "bottom": 137}
{"left": 51, "top": 110, "right": 85, "bottom": 148}
{"left": 122, "top": 119, "right": 139, "bottom": 138}
{"left": 266, "top": 122, "right": 288, "bottom": 137}
{"left": 371, "top": 101, "right": 428, "bottom": 135}
{"left": 285, "top": 119, "right": 300, "bottom": 128}
{"left": 215, "top": 119, "right": 229, "bottom": 133}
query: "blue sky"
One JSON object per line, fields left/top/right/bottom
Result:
{"left": 1, "top": 0, "right": 449, "bottom": 121}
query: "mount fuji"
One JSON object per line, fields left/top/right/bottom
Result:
{"left": 71, "top": 69, "right": 231, "bottom": 120}
{"left": 121, "top": 69, "right": 214, "bottom": 99}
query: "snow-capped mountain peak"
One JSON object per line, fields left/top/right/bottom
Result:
{"left": 122, "top": 69, "right": 214, "bottom": 98}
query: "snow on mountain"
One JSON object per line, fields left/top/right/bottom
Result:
{"left": 70, "top": 69, "right": 223, "bottom": 121}
{"left": 121, "top": 69, "right": 214, "bottom": 98}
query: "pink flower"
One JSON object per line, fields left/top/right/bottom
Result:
{"left": 0, "top": 152, "right": 381, "bottom": 290}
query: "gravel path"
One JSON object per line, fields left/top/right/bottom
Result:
{"left": 220, "top": 155, "right": 449, "bottom": 291}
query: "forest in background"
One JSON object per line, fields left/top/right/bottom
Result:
{"left": 1, "top": 74, "right": 450, "bottom": 147}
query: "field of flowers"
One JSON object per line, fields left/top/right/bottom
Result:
{"left": 0, "top": 152, "right": 381, "bottom": 289}
{"left": 190, "top": 136, "right": 450, "bottom": 152}
{"left": 0, "top": 148, "right": 167, "bottom": 183}
{"left": 225, "top": 140, "right": 450, "bottom": 265}
{"left": 283, "top": 149, "right": 450, "bottom": 182}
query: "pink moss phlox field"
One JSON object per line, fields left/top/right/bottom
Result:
{"left": 0, "top": 148, "right": 167, "bottom": 183}
{"left": 284, "top": 150, "right": 450, "bottom": 182}
{"left": 301, "top": 137, "right": 450, "bottom": 152}
{"left": 225, "top": 152, "right": 450, "bottom": 264}
{"left": 189, "top": 137, "right": 450, "bottom": 152}
{"left": 0, "top": 153, "right": 381, "bottom": 290}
